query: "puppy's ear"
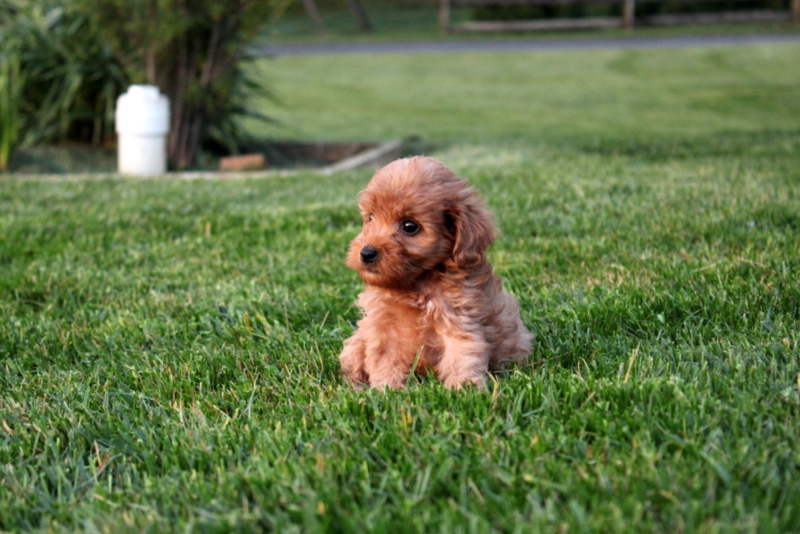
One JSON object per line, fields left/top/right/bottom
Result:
{"left": 448, "top": 191, "right": 495, "bottom": 269}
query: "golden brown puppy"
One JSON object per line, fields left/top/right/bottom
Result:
{"left": 339, "top": 156, "right": 533, "bottom": 389}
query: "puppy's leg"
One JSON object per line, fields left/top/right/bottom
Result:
{"left": 435, "top": 329, "right": 490, "bottom": 389}
{"left": 340, "top": 331, "right": 368, "bottom": 388}
{"left": 363, "top": 346, "right": 415, "bottom": 390}
{"left": 488, "top": 292, "right": 534, "bottom": 371}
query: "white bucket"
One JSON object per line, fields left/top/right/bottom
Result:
{"left": 115, "top": 85, "right": 170, "bottom": 176}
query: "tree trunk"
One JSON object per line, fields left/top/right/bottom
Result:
{"left": 161, "top": 14, "right": 243, "bottom": 168}
{"left": 344, "top": 0, "right": 372, "bottom": 32}
{"left": 302, "top": 0, "right": 327, "bottom": 36}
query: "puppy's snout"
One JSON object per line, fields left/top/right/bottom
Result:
{"left": 360, "top": 246, "right": 379, "bottom": 264}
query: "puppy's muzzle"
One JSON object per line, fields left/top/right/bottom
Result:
{"left": 360, "top": 246, "right": 379, "bottom": 264}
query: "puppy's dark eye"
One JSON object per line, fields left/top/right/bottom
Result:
{"left": 401, "top": 220, "right": 420, "bottom": 235}
{"left": 367, "top": 214, "right": 374, "bottom": 221}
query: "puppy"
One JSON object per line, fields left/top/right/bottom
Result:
{"left": 339, "top": 156, "right": 533, "bottom": 389}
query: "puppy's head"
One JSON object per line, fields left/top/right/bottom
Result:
{"left": 346, "top": 156, "right": 495, "bottom": 289}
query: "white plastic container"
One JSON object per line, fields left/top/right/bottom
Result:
{"left": 115, "top": 85, "right": 170, "bottom": 176}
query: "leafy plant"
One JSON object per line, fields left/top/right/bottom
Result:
{"left": 0, "top": 0, "right": 128, "bottom": 169}
{"left": 0, "top": 0, "right": 270, "bottom": 172}
{"left": 79, "top": 0, "right": 273, "bottom": 169}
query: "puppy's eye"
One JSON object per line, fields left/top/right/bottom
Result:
{"left": 368, "top": 214, "right": 375, "bottom": 221}
{"left": 401, "top": 220, "right": 420, "bottom": 235}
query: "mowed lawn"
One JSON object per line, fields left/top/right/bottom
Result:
{"left": 2, "top": 43, "right": 800, "bottom": 532}
{"left": 248, "top": 42, "right": 800, "bottom": 143}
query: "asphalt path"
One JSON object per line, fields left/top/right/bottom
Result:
{"left": 254, "top": 32, "right": 800, "bottom": 56}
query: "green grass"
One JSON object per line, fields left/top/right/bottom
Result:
{"left": 2, "top": 43, "right": 800, "bottom": 532}
{"left": 248, "top": 43, "right": 800, "bottom": 145}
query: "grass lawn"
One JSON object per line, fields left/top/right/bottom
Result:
{"left": 247, "top": 42, "right": 800, "bottom": 144}
{"left": 2, "top": 43, "right": 800, "bottom": 532}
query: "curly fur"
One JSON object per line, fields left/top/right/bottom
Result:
{"left": 339, "top": 156, "right": 533, "bottom": 389}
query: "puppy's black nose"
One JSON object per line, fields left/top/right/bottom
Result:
{"left": 360, "top": 246, "right": 379, "bottom": 264}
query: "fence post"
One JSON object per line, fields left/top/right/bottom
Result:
{"left": 623, "top": 0, "right": 635, "bottom": 30}
{"left": 793, "top": 0, "right": 800, "bottom": 24}
{"left": 439, "top": 0, "right": 452, "bottom": 34}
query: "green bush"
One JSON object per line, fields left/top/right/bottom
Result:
{"left": 0, "top": 0, "right": 128, "bottom": 171}
{"left": 79, "top": 0, "right": 273, "bottom": 169}
{"left": 0, "top": 0, "right": 272, "bottom": 172}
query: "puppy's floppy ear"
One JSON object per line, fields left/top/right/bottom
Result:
{"left": 448, "top": 190, "right": 495, "bottom": 269}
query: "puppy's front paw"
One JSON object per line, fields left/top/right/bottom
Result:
{"left": 442, "top": 374, "right": 488, "bottom": 390}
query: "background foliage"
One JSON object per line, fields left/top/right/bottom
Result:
{"left": 78, "top": 0, "right": 274, "bottom": 168}
{"left": 0, "top": 0, "right": 271, "bottom": 171}
{"left": 473, "top": 0, "right": 793, "bottom": 22}
{"left": 0, "top": 0, "right": 128, "bottom": 170}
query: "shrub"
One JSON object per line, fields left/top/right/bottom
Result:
{"left": 78, "top": 0, "right": 273, "bottom": 169}
{"left": 0, "top": 0, "right": 128, "bottom": 171}
{"left": 0, "top": 0, "right": 271, "bottom": 172}
{"left": 3, "top": 1, "right": 125, "bottom": 144}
